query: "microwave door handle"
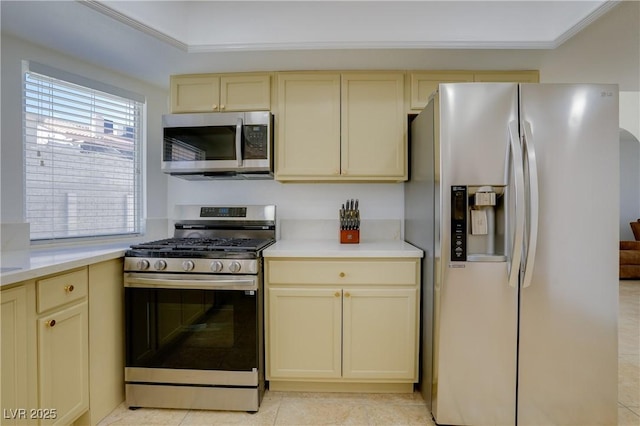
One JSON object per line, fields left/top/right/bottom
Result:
{"left": 235, "top": 117, "right": 243, "bottom": 167}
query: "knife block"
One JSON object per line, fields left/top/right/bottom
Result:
{"left": 340, "top": 229, "right": 360, "bottom": 244}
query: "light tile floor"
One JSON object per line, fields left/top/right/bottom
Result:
{"left": 619, "top": 280, "right": 640, "bottom": 426}
{"left": 99, "top": 281, "right": 640, "bottom": 426}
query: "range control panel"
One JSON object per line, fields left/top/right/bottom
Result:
{"left": 451, "top": 186, "right": 467, "bottom": 261}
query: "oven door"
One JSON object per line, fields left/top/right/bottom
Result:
{"left": 124, "top": 273, "right": 261, "bottom": 386}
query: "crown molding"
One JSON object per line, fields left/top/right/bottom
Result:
{"left": 79, "top": 0, "right": 188, "bottom": 51}
{"left": 80, "top": 0, "right": 620, "bottom": 53}
{"left": 552, "top": 0, "right": 621, "bottom": 48}
{"left": 187, "top": 40, "right": 556, "bottom": 53}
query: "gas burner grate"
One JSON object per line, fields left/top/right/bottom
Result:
{"left": 130, "top": 237, "right": 274, "bottom": 252}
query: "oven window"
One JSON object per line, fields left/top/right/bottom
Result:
{"left": 164, "top": 126, "right": 237, "bottom": 161}
{"left": 125, "top": 288, "right": 257, "bottom": 371}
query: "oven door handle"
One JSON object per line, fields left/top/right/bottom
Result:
{"left": 124, "top": 275, "right": 258, "bottom": 291}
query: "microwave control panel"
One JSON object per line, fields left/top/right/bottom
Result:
{"left": 243, "top": 125, "right": 268, "bottom": 159}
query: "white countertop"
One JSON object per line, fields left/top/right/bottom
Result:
{"left": 1, "top": 243, "right": 128, "bottom": 287}
{"left": 1, "top": 239, "right": 423, "bottom": 287}
{"left": 263, "top": 240, "right": 423, "bottom": 258}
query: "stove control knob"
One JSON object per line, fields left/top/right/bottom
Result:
{"left": 136, "top": 259, "right": 150, "bottom": 270}
{"left": 182, "top": 260, "right": 195, "bottom": 272}
{"left": 211, "top": 261, "right": 223, "bottom": 273}
{"left": 229, "top": 261, "right": 241, "bottom": 273}
{"left": 154, "top": 260, "right": 167, "bottom": 271}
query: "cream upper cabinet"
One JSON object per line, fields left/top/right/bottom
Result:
{"left": 408, "top": 71, "right": 474, "bottom": 111}
{"left": 265, "top": 258, "right": 420, "bottom": 390}
{"left": 276, "top": 72, "right": 341, "bottom": 178}
{"left": 170, "top": 73, "right": 271, "bottom": 113}
{"left": 275, "top": 72, "right": 406, "bottom": 182}
{"left": 170, "top": 75, "right": 220, "bottom": 113}
{"left": 408, "top": 70, "right": 540, "bottom": 112}
{"left": 473, "top": 70, "right": 540, "bottom": 83}
{"left": 341, "top": 73, "right": 406, "bottom": 180}
{"left": 220, "top": 75, "right": 271, "bottom": 111}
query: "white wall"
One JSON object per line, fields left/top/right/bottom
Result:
{"left": 0, "top": 34, "right": 169, "bottom": 247}
{"left": 166, "top": 1, "right": 639, "bottom": 237}
{"left": 1, "top": 1, "right": 638, "bottom": 246}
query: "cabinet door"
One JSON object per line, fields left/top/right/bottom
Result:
{"left": 38, "top": 302, "right": 89, "bottom": 425}
{"left": 409, "top": 71, "right": 474, "bottom": 111}
{"left": 342, "top": 288, "right": 418, "bottom": 380}
{"left": 267, "top": 287, "right": 342, "bottom": 379}
{"left": 1, "top": 286, "right": 29, "bottom": 424}
{"left": 275, "top": 73, "right": 341, "bottom": 179}
{"left": 75, "top": 259, "right": 124, "bottom": 426}
{"left": 220, "top": 74, "right": 271, "bottom": 111}
{"left": 473, "top": 71, "right": 540, "bottom": 83}
{"left": 341, "top": 73, "right": 406, "bottom": 179}
{"left": 170, "top": 75, "right": 221, "bottom": 113}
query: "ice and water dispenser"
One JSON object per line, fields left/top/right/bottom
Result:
{"left": 451, "top": 185, "right": 507, "bottom": 262}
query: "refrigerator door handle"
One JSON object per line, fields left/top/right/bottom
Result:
{"left": 508, "top": 120, "right": 525, "bottom": 288}
{"left": 522, "top": 120, "right": 539, "bottom": 288}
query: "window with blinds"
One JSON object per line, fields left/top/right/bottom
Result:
{"left": 23, "top": 61, "right": 144, "bottom": 241}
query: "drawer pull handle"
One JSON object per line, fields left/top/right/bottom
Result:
{"left": 339, "top": 272, "right": 345, "bottom": 278}
{"left": 344, "top": 292, "right": 351, "bottom": 298}
{"left": 47, "top": 319, "right": 56, "bottom": 328}
{"left": 334, "top": 292, "right": 340, "bottom": 298}
{"left": 64, "top": 285, "right": 75, "bottom": 293}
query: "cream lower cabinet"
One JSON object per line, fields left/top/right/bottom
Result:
{"left": 37, "top": 268, "right": 89, "bottom": 426}
{"left": 265, "top": 258, "right": 419, "bottom": 391}
{"left": 75, "top": 259, "right": 125, "bottom": 426}
{"left": 275, "top": 72, "right": 406, "bottom": 181}
{"left": 38, "top": 302, "right": 88, "bottom": 425}
{"left": 342, "top": 288, "right": 417, "bottom": 380}
{"left": 1, "top": 259, "right": 124, "bottom": 426}
{"left": 267, "top": 288, "right": 343, "bottom": 379}
{"left": 1, "top": 285, "right": 35, "bottom": 425}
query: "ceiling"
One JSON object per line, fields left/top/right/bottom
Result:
{"left": 0, "top": 1, "right": 620, "bottom": 88}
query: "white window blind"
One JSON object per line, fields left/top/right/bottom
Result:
{"left": 23, "top": 62, "right": 144, "bottom": 241}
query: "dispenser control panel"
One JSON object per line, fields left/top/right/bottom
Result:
{"left": 451, "top": 186, "right": 467, "bottom": 261}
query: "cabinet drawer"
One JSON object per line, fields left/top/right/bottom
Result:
{"left": 267, "top": 260, "right": 417, "bottom": 286}
{"left": 37, "top": 268, "right": 88, "bottom": 313}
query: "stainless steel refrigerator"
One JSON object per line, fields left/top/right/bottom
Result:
{"left": 405, "top": 83, "right": 619, "bottom": 425}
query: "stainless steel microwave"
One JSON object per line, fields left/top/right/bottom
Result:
{"left": 162, "top": 111, "right": 273, "bottom": 179}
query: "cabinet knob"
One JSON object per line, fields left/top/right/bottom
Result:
{"left": 344, "top": 292, "right": 351, "bottom": 298}
{"left": 220, "top": 104, "right": 226, "bottom": 110}
{"left": 64, "top": 284, "right": 74, "bottom": 293}
{"left": 339, "top": 272, "right": 345, "bottom": 278}
{"left": 212, "top": 104, "right": 218, "bottom": 110}
{"left": 334, "top": 292, "right": 340, "bottom": 298}
{"left": 47, "top": 319, "right": 56, "bottom": 328}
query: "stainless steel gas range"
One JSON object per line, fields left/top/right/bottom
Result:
{"left": 123, "top": 205, "right": 275, "bottom": 412}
